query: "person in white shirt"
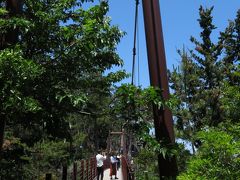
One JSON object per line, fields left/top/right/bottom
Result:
{"left": 96, "top": 150, "right": 106, "bottom": 180}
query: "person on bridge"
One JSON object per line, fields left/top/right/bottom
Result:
{"left": 116, "top": 153, "right": 121, "bottom": 171}
{"left": 110, "top": 152, "right": 119, "bottom": 179}
{"left": 96, "top": 150, "right": 106, "bottom": 180}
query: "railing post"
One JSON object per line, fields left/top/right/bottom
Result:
{"left": 80, "top": 160, "right": 84, "bottom": 179}
{"left": 90, "top": 158, "right": 92, "bottom": 180}
{"left": 86, "top": 159, "right": 89, "bottom": 180}
{"left": 93, "top": 158, "right": 97, "bottom": 178}
{"left": 73, "top": 162, "right": 77, "bottom": 180}
{"left": 62, "top": 164, "right": 67, "bottom": 180}
{"left": 92, "top": 157, "right": 95, "bottom": 180}
{"left": 91, "top": 158, "right": 94, "bottom": 179}
{"left": 121, "top": 156, "right": 127, "bottom": 180}
{"left": 45, "top": 173, "right": 52, "bottom": 180}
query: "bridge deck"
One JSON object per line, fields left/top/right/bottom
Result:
{"left": 102, "top": 168, "right": 123, "bottom": 180}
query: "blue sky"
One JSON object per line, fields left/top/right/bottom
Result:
{"left": 106, "top": 0, "right": 240, "bottom": 87}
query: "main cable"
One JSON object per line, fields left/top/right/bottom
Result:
{"left": 137, "top": 13, "right": 140, "bottom": 87}
{"left": 131, "top": 0, "right": 139, "bottom": 85}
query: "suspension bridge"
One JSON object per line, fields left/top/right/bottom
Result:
{"left": 0, "top": 0, "right": 178, "bottom": 179}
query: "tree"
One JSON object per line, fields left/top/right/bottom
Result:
{"left": 178, "top": 123, "right": 240, "bottom": 180}
{"left": 170, "top": 48, "right": 200, "bottom": 154}
{"left": 219, "top": 9, "right": 240, "bottom": 123}
{"left": 170, "top": 6, "right": 240, "bottom": 175}
{"left": 170, "top": 6, "right": 226, "bottom": 154}
{"left": 0, "top": 0, "right": 126, "bottom": 178}
{"left": 111, "top": 84, "right": 180, "bottom": 179}
{"left": 220, "top": 10, "right": 240, "bottom": 86}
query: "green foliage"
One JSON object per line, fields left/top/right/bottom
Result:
{"left": 1, "top": 0, "right": 127, "bottom": 178}
{"left": 0, "top": 138, "right": 71, "bottom": 179}
{"left": 170, "top": 6, "right": 224, "bottom": 136}
{"left": 0, "top": 8, "right": 7, "bottom": 15}
{"left": 113, "top": 83, "right": 177, "bottom": 133}
{"left": 178, "top": 123, "right": 240, "bottom": 179}
{"left": 170, "top": 6, "right": 240, "bottom": 176}
{"left": 220, "top": 82, "right": 240, "bottom": 122}
{"left": 141, "top": 133, "right": 179, "bottom": 159}
{"left": 220, "top": 10, "right": 240, "bottom": 86}
{"left": 0, "top": 47, "right": 43, "bottom": 117}
{"left": 112, "top": 84, "right": 180, "bottom": 179}
{"left": 1, "top": 1, "right": 239, "bottom": 178}
{"left": 0, "top": 136, "right": 31, "bottom": 180}
{"left": 135, "top": 148, "right": 159, "bottom": 180}
{"left": 175, "top": 143, "right": 191, "bottom": 173}
{"left": 31, "top": 140, "right": 70, "bottom": 176}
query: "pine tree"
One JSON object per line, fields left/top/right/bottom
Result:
{"left": 170, "top": 6, "right": 224, "bottom": 135}
{"left": 189, "top": 6, "right": 224, "bottom": 127}
{"left": 170, "top": 7, "right": 240, "bottom": 176}
{"left": 220, "top": 10, "right": 240, "bottom": 123}
{"left": 221, "top": 10, "right": 240, "bottom": 86}
{"left": 170, "top": 47, "right": 200, "bottom": 153}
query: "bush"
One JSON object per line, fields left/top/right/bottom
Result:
{"left": 178, "top": 123, "right": 240, "bottom": 179}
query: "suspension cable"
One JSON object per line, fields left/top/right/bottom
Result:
{"left": 131, "top": 0, "right": 139, "bottom": 85}
{"left": 137, "top": 15, "right": 140, "bottom": 87}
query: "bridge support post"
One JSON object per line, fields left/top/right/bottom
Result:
{"left": 142, "top": 0, "right": 178, "bottom": 177}
{"left": 73, "top": 162, "right": 77, "bottom": 180}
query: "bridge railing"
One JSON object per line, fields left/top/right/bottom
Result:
{"left": 62, "top": 157, "right": 97, "bottom": 180}
{"left": 121, "top": 155, "right": 135, "bottom": 180}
